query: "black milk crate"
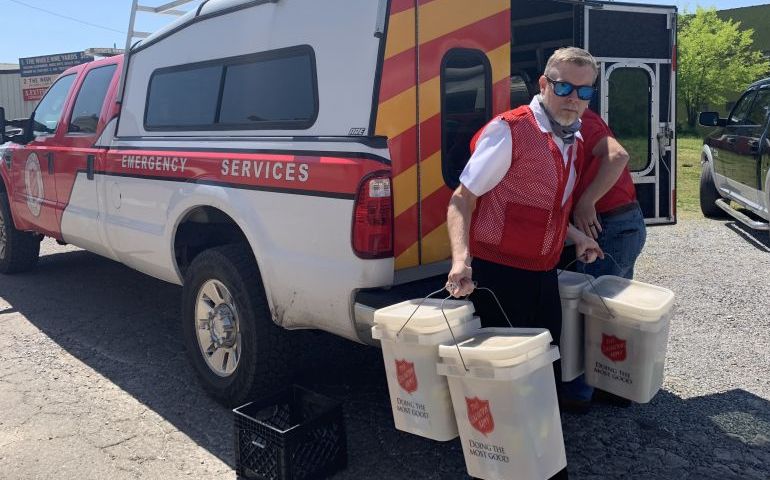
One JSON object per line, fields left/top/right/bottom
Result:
{"left": 234, "top": 385, "right": 347, "bottom": 480}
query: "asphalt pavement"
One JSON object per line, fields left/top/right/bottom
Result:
{"left": 0, "top": 216, "right": 768, "bottom": 479}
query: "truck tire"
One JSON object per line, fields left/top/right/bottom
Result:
{"left": 699, "top": 162, "right": 728, "bottom": 218}
{"left": 181, "top": 244, "right": 293, "bottom": 407}
{"left": 0, "top": 193, "right": 40, "bottom": 274}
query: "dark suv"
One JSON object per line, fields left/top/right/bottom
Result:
{"left": 699, "top": 77, "right": 770, "bottom": 234}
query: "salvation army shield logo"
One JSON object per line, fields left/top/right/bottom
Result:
{"left": 466, "top": 397, "right": 494, "bottom": 436}
{"left": 395, "top": 359, "right": 418, "bottom": 394}
{"left": 601, "top": 333, "right": 627, "bottom": 362}
{"left": 24, "top": 153, "right": 44, "bottom": 217}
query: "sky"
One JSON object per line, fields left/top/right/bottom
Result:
{"left": 0, "top": 0, "right": 768, "bottom": 64}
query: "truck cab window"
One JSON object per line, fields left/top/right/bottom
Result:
{"left": 746, "top": 89, "right": 770, "bottom": 127}
{"left": 728, "top": 91, "right": 757, "bottom": 126}
{"left": 32, "top": 74, "right": 76, "bottom": 136}
{"left": 441, "top": 49, "right": 491, "bottom": 189}
{"left": 68, "top": 65, "right": 118, "bottom": 134}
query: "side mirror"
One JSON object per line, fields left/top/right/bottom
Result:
{"left": 0, "top": 107, "right": 6, "bottom": 144}
{"left": 699, "top": 111, "right": 726, "bottom": 127}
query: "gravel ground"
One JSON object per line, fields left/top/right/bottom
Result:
{"left": 0, "top": 216, "right": 768, "bottom": 480}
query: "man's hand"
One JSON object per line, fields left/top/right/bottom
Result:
{"left": 568, "top": 225, "right": 604, "bottom": 264}
{"left": 573, "top": 196, "right": 602, "bottom": 239}
{"left": 446, "top": 259, "right": 474, "bottom": 297}
{"left": 575, "top": 232, "right": 604, "bottom": 264}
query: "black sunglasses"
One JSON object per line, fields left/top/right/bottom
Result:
{"left": 545, "top": 76, "right": 595, "bottom": 101}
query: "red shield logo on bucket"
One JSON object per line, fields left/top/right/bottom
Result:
{"left": 395, "top": 359, "right": 418, "bottom": 393}
{"left": 466, "top": 397, "right": 494, "bottom": 436}
{"left": 601, "top": 334, "right": 627, "bottom": 362}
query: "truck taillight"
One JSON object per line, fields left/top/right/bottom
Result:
{"left": 352, "top": 172, "right": 393, "bottom": 259}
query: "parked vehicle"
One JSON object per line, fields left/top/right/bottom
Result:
{"left": 699, "top": 77, "right": 770, "bottom": 234}
{"left": 0, "top": 0, "right": 677, "bottom": 406}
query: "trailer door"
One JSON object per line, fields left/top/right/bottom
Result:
{"left": 583, "top": 2, "right": 677, "bottom": 224}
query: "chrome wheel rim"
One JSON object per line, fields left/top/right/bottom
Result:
{"left": 0, "top": 207, "right": 6, "bottom": 260}
{"left": 195, "top": 279, "right": 241, "bottom": 377}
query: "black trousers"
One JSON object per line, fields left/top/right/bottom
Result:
{"left": 468, "top": 258, "right": 562, "bottom": 348}
{"left": 468, "top": 258, "right": 569, "bottom": 480}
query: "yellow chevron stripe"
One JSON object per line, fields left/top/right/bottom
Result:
{"left": 393, "top": 164, "right": 418, "bottom": 217}
{"left": 488, "top": 43, "right": 510, "bottom": 84}
{"left": 419, "top": 0, "right": 508, "bottom": 45}
{"left": 385, "top": 8, "right": 416, "bottom": 59}
{"left": 380, "top": 43, "right": 506, "bottom": 138}
{"left": 421, "top": 222, "right": 451, "bottom": 264}
{"left": 396, "top": 244, "right": 420, "bottom": 269}
{"left": 419, "top": 151, "right": 443, "bottom": 201}
{"left": 418, "top": 76, "right": 441, "bottom": 124}
{"left": 375, "top": 86, "right": 416, "bottom": 138}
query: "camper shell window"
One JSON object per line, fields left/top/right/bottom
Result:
{"left": 440, "top": 49, "right": 492, "bottom": 190}
{"left": 145, "top": 45, "right": 318, "bottom": 131}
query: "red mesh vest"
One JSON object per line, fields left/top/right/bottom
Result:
{"left": 468, "top": 106, "right": 581, "bottom": 271}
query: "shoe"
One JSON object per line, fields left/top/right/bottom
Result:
{"left": 592, "top": 388, "right": 632, "bottom": 407}
{"left": 558, "top": 394, "right": 591, "bottom": 415}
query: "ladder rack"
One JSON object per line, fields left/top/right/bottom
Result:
{"left": 117, "top": 0, "right": 205, "bottom": 103}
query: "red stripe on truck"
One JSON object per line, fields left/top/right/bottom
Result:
{"left": 104, "top": 150, "right": 388, "bottom": 197}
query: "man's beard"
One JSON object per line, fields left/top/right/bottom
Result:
{"left": 553, "top": 110, "right": 579, "bottom": 126}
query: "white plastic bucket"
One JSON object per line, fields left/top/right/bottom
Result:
{"left": 437, "top": 328, "right": 566, "bottom": 480}
{"left": 557, "top": 270, "right": 593, "bottom": 381}
{"left": 372, "top": 298, "right": 480, "bottom": 441}
{"left": 580, "top": 276, "right": 675, "bottom": 403}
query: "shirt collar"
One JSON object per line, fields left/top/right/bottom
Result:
{"left": 529, "top": 95, "right": 583, "bottom": 141}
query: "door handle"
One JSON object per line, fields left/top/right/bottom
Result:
{"left": 47, "top": 152, "right": 54, "bottom": 174}
{"left": 87, "top": 154, "right": 95, "bottom": 181}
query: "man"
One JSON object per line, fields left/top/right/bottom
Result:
{"left": 446, "top": 47, "right": 604, "bottom": 480}
{"left": 573, "top": 108, "right": 646, "bottom": 279}
{"left": 560, "top": 108, "right": 647, "bottom": 410}
{"left": 446, "top": 46, "right": 602, "bottom": 326}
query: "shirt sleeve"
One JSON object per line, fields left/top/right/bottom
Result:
{"left": 580, "top": 111, "right": 614, "bottom": 154}
{"left": 458, "top": 118, "right": 512, "bottom": 197}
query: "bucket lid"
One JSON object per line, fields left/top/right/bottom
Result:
{"left": 373, "top": 298, "right": 475, "bottom": 335}
{"left": 438, "top": 328, "right": 552, "bottom": 368}
{"left": 557, "top": 270, "right": 593, "bottom": 298}
{"left": 580, "top": 275, "right": 675, "bottom": 322}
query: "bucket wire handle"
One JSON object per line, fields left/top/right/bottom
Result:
{"left": 472, "top": 286, "right": 514, "bottom": 328}
{"left": 395, "top": 287, "right": 472, "bottom": 372}
{"left": 558, "top": 253, "right": 619, "bottom": 320}
{"left": 395, "top": 283, "right": 516, "bottom": 373}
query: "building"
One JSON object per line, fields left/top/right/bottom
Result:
{"left": 0, "top": 63, "right": 36, "bottom": 119}
{"left": 718, "top": 3, "right": 770, "bottom": 59}
{"left": 1, "top": 49, "right": 123, "bottom": 122}
{"left": 718, "top": 3, "right": 770, "bottom": 112}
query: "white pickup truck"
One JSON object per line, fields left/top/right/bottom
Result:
{"left": 0, "top": 0, "right": 677, "bottom": 406}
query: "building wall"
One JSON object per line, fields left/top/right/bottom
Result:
{"left": 718, "top": 4, "right": 770, "bottom": 59}
{"left": 0, "top": 71, "right": 37, "bottom": 119}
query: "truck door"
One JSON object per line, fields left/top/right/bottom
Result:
{"left": 375, "top": 0, "right": 510, "bottom": 275}
{"left": 415, "top": 0, "right": 510, "bottom": 266}
{"left": 55, "top": 62, "right": 119, "bottom": 256}
{"left": 10, "top": 73, "right": 77, "bottom": 237}
{"left": 584, "top": 2, "right": 677, "bottom": 224}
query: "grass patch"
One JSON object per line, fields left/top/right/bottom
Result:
{"left": 677, "top": 136, "right": 704, "bottom": 219}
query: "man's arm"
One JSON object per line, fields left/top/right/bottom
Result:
{"left": 446, "top": 184, "right": 477, "bottom": 297}
{"left": 574, "top": 135, "right": 630, "bottom": 238}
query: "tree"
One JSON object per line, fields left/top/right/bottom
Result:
{"left": 679, "top": 7, "right": 770, "bottom": 128}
